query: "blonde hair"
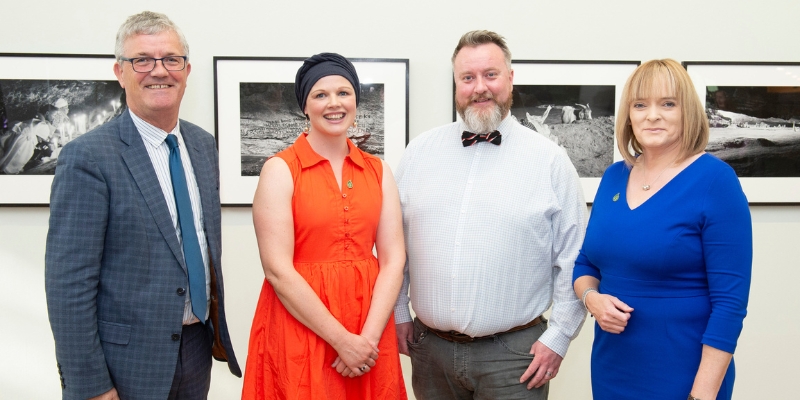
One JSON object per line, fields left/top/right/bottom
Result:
{"left": 616, "top": 59, "right": 708, "bottom": 166}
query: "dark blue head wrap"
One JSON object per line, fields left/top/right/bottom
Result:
{"left": 295, "top": 52, "right": 360, "bottom": 114}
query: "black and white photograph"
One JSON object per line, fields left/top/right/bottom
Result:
{"left": 685, "top": 62, "right": 800, "bottom": 202}
{"left": 0, "top": 79, "right": 125, "bottom": 175}
{"left": 239, "top": 82, "right": 385, "bottom": 176}
{"left": 215, "top": 57, "right": 408, "bottom": 205}
{"left": 510, "top": 84, "right": 615, "bottom": 178}
{"left": 454, "top": 60, "right": 639, "bottom": 201}
{"left": 704, "top": 85, "right": 800, "bottom": 177}
{"left": 0, "top": 53, "right": 119, "bottom": 205}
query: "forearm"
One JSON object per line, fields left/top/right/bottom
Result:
{"left": 361, "top": 258, "right": 405, "bottom": 344}
{"left": 45, "top": 145, "right": 114, "bottom": 398}
{"left": 543, "top": 157, "right": 589, "bottom": 352}
{"left": 268, "top": 269, "right": 351, "bottom": 347}
{"left": 690, "top": 345, "right": 732, "bottom": 400}
{"left": 573, "top": 276, "right": 600, "bottom": 304}
{"left": 540, "top": 271, "right": 588, "bottom": 357}
{"left": 392, "top": 262, "right": 412, "bottom": 324}
{"left": 543, "top": 250, "right": 589, "bottom": 354}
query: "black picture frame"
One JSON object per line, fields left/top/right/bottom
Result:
{"left": 452, "top": 60, "right": 640, "bottom": 201}
{"left": 0, "top": 53, "right": 122, "bottom": 205}
{"left": 684, "top": 61, "right": 800, "bottom": 203}
{"left": 214, "top": 56, "right": 409, "bottom": 205}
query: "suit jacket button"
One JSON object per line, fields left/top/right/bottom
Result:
{"left": 177, "top": 287, "right": 186, "bottom": 296}
{"left": 172, "top": 333, "right": 181, "bottom": 341}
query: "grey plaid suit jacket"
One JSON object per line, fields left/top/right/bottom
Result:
{"left": 45, "top": 110, "right": 241, "bottom": 400}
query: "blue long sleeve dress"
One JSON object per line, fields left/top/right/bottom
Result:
{"left": 573, "top": 154, "right": 752, "bottom": 400}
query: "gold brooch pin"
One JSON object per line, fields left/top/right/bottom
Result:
{"left": 347, "top": 180, "right": 353, "bottom": 189}
{"left": 612, "top": 193, "right": 620, "bottom": 202}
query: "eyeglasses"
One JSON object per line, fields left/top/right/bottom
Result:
{"left": 119, "top": 56, "right": 188, "bottom": 72}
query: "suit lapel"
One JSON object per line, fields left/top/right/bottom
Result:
{"left": 118, "top": 112, "right": 187, "bottom": 272}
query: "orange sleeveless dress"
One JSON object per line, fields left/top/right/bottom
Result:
{"left": 242, "top": 133, "right": 407, "bottom": 400}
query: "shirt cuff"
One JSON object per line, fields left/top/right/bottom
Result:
{"left": 393, "top": 304, "right": 412, "bottom": 325}
{"left": 537, "top": 326, "right": 571, "bottom": 358}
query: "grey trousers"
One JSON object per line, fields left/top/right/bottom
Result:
{"left": 168, "top": 322, "right": 213, "bottom": 400}
{"left": 408, "top": 317, "right": 549, "bottom": 400}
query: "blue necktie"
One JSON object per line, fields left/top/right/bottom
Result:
{"left": 165, "top": 134, "right": 206, "bottom": 323}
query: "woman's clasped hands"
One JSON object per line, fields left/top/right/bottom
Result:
{"left": 331, "top": 332, "right": 380, "bottom": 378}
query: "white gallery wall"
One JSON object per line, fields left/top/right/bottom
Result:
{"left": 1, "top": 0, "right": 799, "bottom": 398}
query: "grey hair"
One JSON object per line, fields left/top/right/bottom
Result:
{"left": 451, "top": 30, "right": 512, "bottom": 70}
{"left": 114, "top": 11, "right": 189, "bottom": 61}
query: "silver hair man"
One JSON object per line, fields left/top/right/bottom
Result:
{"left": 114, "top": 11, "right": 190, "bottom": 61}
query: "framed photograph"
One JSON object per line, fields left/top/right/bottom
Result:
{"left": 684, "top": 62, "right": 800, "bottom": 203}
{"left": 0, "top": 53, "right": 123, "bottom": 205}
{"left": 214, "top": 56, "right": 409, "bottom": 205}
{"left": 453, "top": 60, "right": 639, "bottom": 202}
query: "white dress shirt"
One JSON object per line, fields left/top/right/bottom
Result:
{"left": 393, "top": 115, "right": 588, "bottom": 357}
{"left": 130, "top": 110, "right": 210, "bottom": 324}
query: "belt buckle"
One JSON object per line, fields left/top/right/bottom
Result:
{"left": 449, "top": 331, "right": 474, "bottom": 343}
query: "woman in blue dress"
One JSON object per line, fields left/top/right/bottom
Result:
{"left": 573, "top": 59, "right": 752, "bottom": 400}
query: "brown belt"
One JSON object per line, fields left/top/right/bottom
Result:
{"left": 427, "top": 316, "right": 544, "bottom": 343}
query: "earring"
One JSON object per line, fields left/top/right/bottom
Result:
{"left": 353, "top": 120, "right": 358, "bottom": 129}
{"left": 304, "top": 118, "right": 310, "bottom": 133}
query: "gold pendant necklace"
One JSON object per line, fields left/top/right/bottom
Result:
{"left": 641, "top": 156, "right": 677, "bottom": 191}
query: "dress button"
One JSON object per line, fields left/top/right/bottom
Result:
{"left": 344, "top": 206, "right": 349, "bottom": 211}
{"left": 171, "top": 333, "right": 180, "bottom": 341}
{"left": 342, "top": 193, "right": 347, "bottom": 198}
{"left": 345, "top": 232, "right": 350, "bottom": 237}
{"left": 177, "top": 288, "right": 186, "bottom": 296}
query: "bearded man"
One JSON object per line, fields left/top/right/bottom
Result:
{"left": 393, "top": 30, "right": 588, "bottom": 399}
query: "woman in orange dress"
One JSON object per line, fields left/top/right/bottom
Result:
{"left": 242, "top": 53, "right": 407, "bottom": 399}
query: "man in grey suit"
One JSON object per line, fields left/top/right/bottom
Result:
{"left": 45, "top": 11, "right": 240, "bottom": 400}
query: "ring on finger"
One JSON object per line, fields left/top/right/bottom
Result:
{"left": 545, "top": 371, "right": 552, "bottom": 377}
{"left": 359, "top": 364, "right": 368, "bottom": 372}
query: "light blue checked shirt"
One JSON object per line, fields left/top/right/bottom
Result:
{"left": 393, "top": 115, "right": 588, "bottom": 357}
{"left": 130, "top": 110, "right": 210, "bottom": 325}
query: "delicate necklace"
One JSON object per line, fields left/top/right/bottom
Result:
{"left": 640, "top": 155, "right": 677, "bottom": 191}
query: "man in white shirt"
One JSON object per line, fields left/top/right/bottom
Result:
{"left": 394, "top": 30, "right": 587, "bottom": 399}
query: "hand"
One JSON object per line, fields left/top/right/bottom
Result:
{"left": 89, "top": 388, "right": 119, "bottom": 400}
{"left": 585, "top": 291, "right": 633, "bottom": 334}
{"left": 331, "top": 357, "right": 360, "bottom": 378}
{"left": 520, "top": 341, "right": 563, "bottom": 389}
{"left": 395, "top": 321, "right": 413, "bottom": 356}
{"left": 331, "top": 333, "right": 379, "bottom": 377}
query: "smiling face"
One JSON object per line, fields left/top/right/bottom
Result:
{"left": 453, "top": 43, "right": 514, "bottom": 133}
{"left": 113, "top": 30, "right": 190, "bottom": 131}
{"left": 629, "top": 80, "right": 684, "bottom": 154}
{"left": 303, "top": 75, "right": 357, "bottom": 137}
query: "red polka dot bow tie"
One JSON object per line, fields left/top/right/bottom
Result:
{"left": 461, "top": 130, "right": 502, "bottom": 147}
